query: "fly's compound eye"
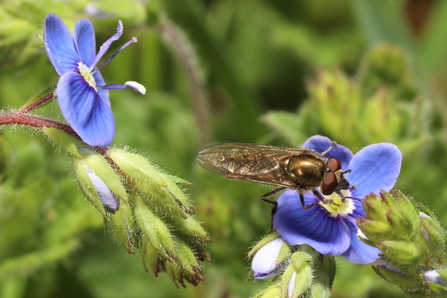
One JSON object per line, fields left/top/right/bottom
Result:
{"left": 326, "top": 157, "right": 341, "bottom": 172}
{"left": 321, "top": 171, "right": 337, "bottom": 195}
{"left": 321, "top": 158, "right": 342, "bottom": 195}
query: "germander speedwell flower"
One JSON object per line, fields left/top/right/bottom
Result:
{"left": 272, "top": 135, "right": 402, "bottom": 264}
{"left": 44, "top": 13, "right": 146, "bottom": 147}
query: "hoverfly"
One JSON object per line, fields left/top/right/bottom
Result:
{"left": 197, "top": 143, "right": 351, "bottom": 209}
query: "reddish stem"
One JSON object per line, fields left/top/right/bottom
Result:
{"left": 0, "top": 112, "right": 80, "bottom": 140}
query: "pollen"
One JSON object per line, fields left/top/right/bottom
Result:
{"left": 321, "top": 189, "right": 354, "bottom": 217}
{"left": 78, "top": 62, "right": 96, "bottom": 88}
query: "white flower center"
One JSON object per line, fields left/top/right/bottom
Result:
{"left": 78, "top": 62, "right": 96, "bottom": 88}
{"left": 319, "top": 189, "right": 354, "bottom": 217}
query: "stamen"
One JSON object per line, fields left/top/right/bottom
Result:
{"left": 96, "top": 37, "right": 138, "bottom": 71}
{"left": 89, "top": 20, "right": 124, "bottom": 71}
{"left": 99, "top": 81, "right": 146, "bottom": 94}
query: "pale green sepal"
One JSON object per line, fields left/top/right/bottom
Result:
{"left": 281, "top": 251, "right": 313, "bottom": 298}
{"left": 252, "top": 283, "right": 281, "bottom": 298}
{"left": 167, "top": 214, "right": 210, "bottom": 243}
{"left": 307, "top": 279, "right": 331, "bottom": 298}
{"left": 164, "top": 260, "right": 184, "bottom": 288}
{"left": 20, "top": 86, "right": 55, "bottom": 111}
{"left": 306, "top": 254, "right": 335, "bottom": 298}
{"left": 277, "top": 240, "right": 292, "bottom": 265}
{"left": 107, "top": 149, "right": 189, "bottom": 218}
{"left": 140, "top": 238, "right": 161, "bottom": 277}
{"left": 160, "top": 177, "right": 193, "bottom": 214}
{"left": 281, "top": 260, "right": 313, "bottom": 298}
{"left": 42, "top": 127, "right": 83, "bottom": 159}
{"left": 164, "top": 174, "right": 192, "bottom": 186}
{"left": 107, "top": 149, "right": 167, "bottom": 187}
{"left": 372, "top": 261, "right": 427, "bottom": 296}
{"left": 426, "top": 282, "right": 447, "bottom": 296}
{"left": 139, "top": 185, "right": 189, "bottom": 219}
{"left": 393, "top": 191, "right": 421, "bottom": 226}
{"left": 386, "top": 209, "right": 415, "bottom": 241}
{"left": 419, "top": 215, "right": 447, "bottom": 257}
{"left": 290, "top": 250, "right": 313, "bottom": 268}
{"left": 106, "top": 202, "right": 136, "bottom": 254}
{"left": 72, "top": 158, "right": 106, "bottom": 216}
{"left": 436, "top": 269, "right": 447, "bottom": 284}
{"left": 356, "top": 218, "right": 391, "bottom": 243}
{"left": 378, "top": 240, "right": 422, "bottom": 264}
{"left": 133, "top": 195, "right": 177, "bottom": 260}
{"left": 248, "top": 232, "right": 281, "bottom": 258}
{"left": 175, "top": 238, "right": 201, "bottom": 277}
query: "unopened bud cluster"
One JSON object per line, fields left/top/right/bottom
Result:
{"left": 249, "top": 233, "right": 334, "bottom": 298}
{"left": 358, "top": 190, "right": 447, "bottom": 297}
{"left": 43, "top": 127, "right": 210, "bottom": 287}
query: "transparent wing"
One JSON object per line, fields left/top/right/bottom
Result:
{"left": 197, "top": 143, "right": 311, "bottom": 187}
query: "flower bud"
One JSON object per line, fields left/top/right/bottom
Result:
{"left": 281, "top": 252, "right": 313, "bottom": 298}
{"left": 356, "top": 217, "right": 392, "bottom": 243}
{"left": 106, "top": 201, "right": 137, "bottom": 254}
{"left": 140, "top": 237, "right": 162, "bottom": 276}
{"left": 424, "top": 269, "right": 447, "bottom": 287}
{"left": 385, "top": 208, "right": 414, "bottom": 240}
{"left": 418, "top": 213, "right": 447, "bottom": 258}
{"left": 107, "top": 149, "right": 192, "bottom": 218}
{"left": 306, "top": 278, "right": 331, "bottom": 298}
{"left": 251, "top": 237, "right": 288, "bottom": 279}
{"left": 134, "top": 195, "right": 177, "bottom": 260}
{"left": 373, "top": 259, "right": 422, "bottom": 294}
{"left": 162, "top": 239, "right": 204, "bottom": 288}
{"left": 377, "top": 240, "right": 422, "bottom": 264}
{"left": 311, "top": 254, "right": 336, "bottom": 296}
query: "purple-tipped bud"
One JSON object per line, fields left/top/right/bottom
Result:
{"left": 86, "top": 167, "right": 119, "bottom": 213}
{"left": 251, "top": 237, "right": 287, "bottom": 279}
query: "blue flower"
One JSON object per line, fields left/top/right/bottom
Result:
{"left": 273, "top": 135, "right": 402, "bottom": 264}
{"left": 44, "top": 13, "right": 145, "bottom": 147}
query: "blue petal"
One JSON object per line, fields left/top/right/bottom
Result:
{"left": 350, "top": 198, "right": 367, "bottom": 218}
{"left": 57, "top": 71, "right": 115, "bottom": 147}
{"left": 44, "top": 13, "right": 80, "bottom": 75}
{"left": 273, "top": 189, "right": 351, "bottom": 255}
{"left": 302, "top": 135, "right": 353, "bottom": 169}
{"left": 74, "top": 18, "right": 96, "bottom": 67}
{"left": 346, "top": 143, "right": 402, "bottom": 199}
{"left": 341, "top": 221, "right": 380, "bottom": 264}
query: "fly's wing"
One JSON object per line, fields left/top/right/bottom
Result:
{"left": 197, "top": 143, "right": 307, "bottom": 188}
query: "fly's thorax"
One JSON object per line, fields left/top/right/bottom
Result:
{"left": 282, "top": 153, "right": 326, "bottom": 190}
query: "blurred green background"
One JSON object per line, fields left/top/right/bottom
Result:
{"left": 1, "top": 0, "right": 447, "bottom": 297}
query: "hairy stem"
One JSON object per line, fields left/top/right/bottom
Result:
{"left": 0, "top": 112, "right": 79, "bottom": 140}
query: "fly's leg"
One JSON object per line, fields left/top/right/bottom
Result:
{"left": 300, "top": 191, "right": 320, "bottom": 209}
{"left": 260, "top": 187, "right": 286, "bottom": 198}
{"left": 261, "top": 199, "right": 278, "bottom": 229}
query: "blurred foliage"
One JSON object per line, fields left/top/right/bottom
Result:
{"left": 2, "top": 0, "right": 447, "bottom": 297}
